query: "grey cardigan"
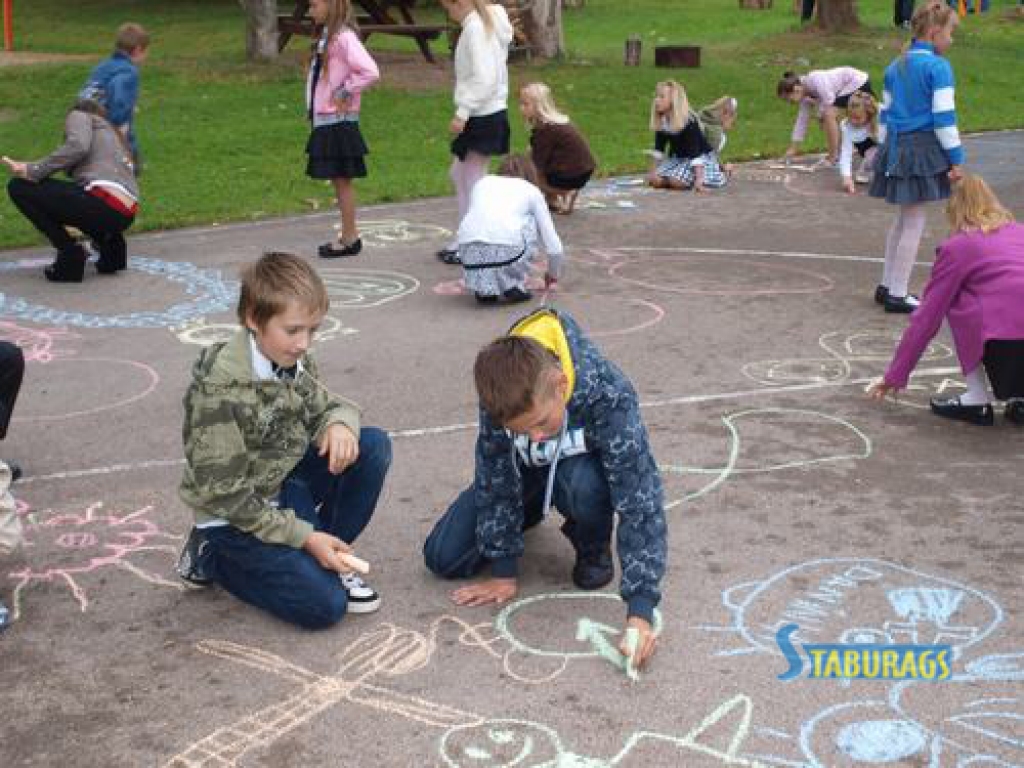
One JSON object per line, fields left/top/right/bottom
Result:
{"left": 27, "top": 110, "right": 139, "bottom": 199}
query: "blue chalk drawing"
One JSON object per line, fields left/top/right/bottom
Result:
{"left": 0, "top": 256, "right": 237, "bottom": 329}
{"left": 835, "top": 719, "right": 929, "bottom": 761}
{"left": 700, "top": 559, "right": 1002, "bottom": 660}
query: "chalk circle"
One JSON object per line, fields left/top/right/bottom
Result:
{"left": 606, "top": 250, "right": 834, "bottom": 296}
{"left": 0, "top": 256, "right": 237, "bottom": 329}
{"left": 173, "top": 315, "right": 352, "bottom": 346}
{"left": 357, "top": 219, "right": 451, "bottom": 245}
{"left": 317, "top": 267, "right": 419, "bottom": 308}
{"left": 441, "top": 719, "right": 564, "bottom": 768}
{"left": 837, "top": 719, "right": 929, "bottom": 762}
{"left": 495, "top": 593, "right": 662, "bottom": 661}
{"left": 13, "top": 357, "right": 158, "bottom": 422}
{"left": 801, "top": 701, "right": 931, "bottom": 767}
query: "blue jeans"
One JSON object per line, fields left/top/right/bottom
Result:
{"left": 204, "top": 427, "right": 391, "bottom": 629}
{"left": 423, "top": 453, "right": 613, "bottom": 579}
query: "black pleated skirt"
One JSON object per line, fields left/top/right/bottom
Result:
{"left": 306, "top": 121, "right": 368, "bottom": 180}
{"left": 451, "top": 110, "right": 510, "bottom": 161}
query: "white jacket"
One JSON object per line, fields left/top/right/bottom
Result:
{"left": 0, "top": 461, "right": 21, "bottom": 552}
{"left": 453, "top": 5, "right": 513, "bottom": 121}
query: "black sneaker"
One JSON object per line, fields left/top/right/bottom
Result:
{"left": 176, "top": 527, "right": 214, "bottom": 585}
{"left": 874, "top": 285, "right": 889, "bottom": 305}
{"left": 437, "top": 248, "right": 461, "bottom": 265}
{"left": 339, "top": 572, "right": 381, "bottom": 613}
{"left": 6, "top": 462, "right": 21, "bottom": 483}
{"left": 571, "top": 545, "right": 614, "bottom": 591}
{"left": 929, "top": 396, "right": 994, "bottom": 426}
{"left": 502, "top": 287, "right": 533, "bottom": 303}
{"left": 1005, "top": 399, "right": 1024, "bottom": 426}
{"left": 475, "top": 292, "right": 499, "bottom": 304}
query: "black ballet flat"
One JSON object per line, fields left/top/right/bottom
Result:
{"left": 319, "top": 238, "right": 362, "bottom": 259}
{"left": 929, "top": 396, "right": 994, "bottom": 426}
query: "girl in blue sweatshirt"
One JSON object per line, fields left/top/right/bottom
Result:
{"left": 869, "top": 0, "right": 963, "bottom": 314}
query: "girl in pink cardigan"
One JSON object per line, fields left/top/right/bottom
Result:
{"left": 306, "top": 0, "right": 380, "bottom": 258}
{"left": 869, "top": 174, "right": 1024, "bottom": 426}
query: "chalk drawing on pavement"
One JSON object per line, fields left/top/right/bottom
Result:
{"left": 317, "top": 267, "right": 419, "bottom": 308}
{"left": 6, "top": 502, "right": 184, "bottom": 620}
{"left": 660, "top": 408, "right": 872, "bottom": 508}
{"left": 0, "top": 257, "right": 237, "bottom": 329}
{"left": 351, "top": 219, "right": 451, "bottom": 246}
{"left": 171, "top": 315, "right": 354, "bottom": 346}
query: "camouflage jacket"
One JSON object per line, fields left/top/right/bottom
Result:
{"left": 179, "top": 329, "right": 361, "bottom": 548}
{"left": 474, "top": 309, "right": 667, "bottom": 622}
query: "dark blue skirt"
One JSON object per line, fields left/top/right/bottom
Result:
{"left": 306, "top": 121, "right": 368, "bottom": 180}
{"left": 451, "top": 109, "right": 510, "bottom": 161}
{"left": 869, "top": 130, "right": 951, "bottom": 205}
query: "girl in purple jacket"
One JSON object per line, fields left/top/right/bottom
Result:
{"left": 869, "top": 175, "right": 1024, "bottom": 426}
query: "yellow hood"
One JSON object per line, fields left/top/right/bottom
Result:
{"left": 509, "top": 309, "right": 575, "bottom": 402}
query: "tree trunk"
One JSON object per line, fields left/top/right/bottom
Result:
{"left": 241, "top": 0, "right": 280, "bottom": 61}
{"left": 520, "top": 0, "right": 564, "bottom": 59}
{"left": 817, "top": 0, "right": 859, "bottom": 31}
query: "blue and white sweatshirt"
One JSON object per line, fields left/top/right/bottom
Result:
{"left": 878, "top": 40, "right": 963, "bottom": 166}
{"left": 472, "top": 309, "right": 667, "bottom": 622}
{"left": 80, "top": 51, "right": 140, "bottom": 156}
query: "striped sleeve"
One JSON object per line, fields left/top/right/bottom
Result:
{"left": 877, "top": 87, "right": 892, "bottom": 145}
{"left": 931, "top": 60, "right": 963, "bottom": 165}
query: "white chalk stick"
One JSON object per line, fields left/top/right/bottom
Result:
{"left": 339, "top": 552, "right": 370, "bottom": 574}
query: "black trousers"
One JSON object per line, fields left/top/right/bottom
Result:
{"left": 801, "top": 0, "right": 816, "bottom": 21}
{"left": 0, "top": 342, "right": 25, "bottom": 440}
{"left": 6, "top": 177, "right": 133, "bottom": 256}
{"left": 895, "top": 0, "right": 914, "bottom": 25}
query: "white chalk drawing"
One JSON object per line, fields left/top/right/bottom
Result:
{"left": 742, "top": 330, "right": 953, "bottom": 387}
{"left": 171, "top": 314, "right": 354, "bottom": 346}
{"left": 6, "top": 502, "right": 184, "bottom": 619}
{"left": 440, "top": 695, "right": 769, "bottom": 767}
{"left": 701, "top": 559, "right": 1003, "bottom": 659}
{"left": 0, "top": 256, "right": 237, "bottom": 328}
{"left": 353, "top": 218, "right": 451, "bottom": 245}
{"left": 576, "top": 177, "right": 652, "bottom": 212}
{"left": 317, "top": 267, "right": 420, "bottom": 308}
{"left": 660, "top": 408, "right": 872, "bottom": 508}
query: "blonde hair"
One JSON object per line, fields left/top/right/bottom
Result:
{"left": 846, "top": 91, "right": 878, "bottom": 136}
{"left": 650, "top": 80, "right": 689, "bottom": 133}
{"left": 705, "top": 95, "right": 738, "bottom": 119}
{"left": 519, "top": 82, "right": 570, "bottom": 127}
{"left": 498, "top": 153, "right": 541, "bottom": 186}
{"left": 947, "top": 174, "right": 1015, "bottom": 235}
{"left": 902, "top": 0, "right": 956, "bottom": 58}
{"left": 319, "top": 0, "right": 357, "bottom": 80}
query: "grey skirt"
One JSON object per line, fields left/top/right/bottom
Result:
{"left": 869, "top": 130, "right": 951, "bottom": 205}
{"left": 460, "top": 240, "right": 533, "bottom": 296}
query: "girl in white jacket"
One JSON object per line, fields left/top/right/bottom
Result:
{"left": 437, "top": 0, "right": 513, "bottom": 264}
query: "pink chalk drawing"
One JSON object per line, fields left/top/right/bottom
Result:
{"left": 6, "top": 502, "right": 184, "bottom": 619}
{"left": 0, "top": 321, "right": 79, "bottom": 363}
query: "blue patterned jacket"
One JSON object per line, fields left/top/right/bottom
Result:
{"left": 473, "top": 309, "right": 667, "bottom": 621}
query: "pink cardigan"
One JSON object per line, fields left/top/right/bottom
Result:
{"left": 791, "top": 67, "right": 869, "bottom": 142}
{"left": 885, "top": 222, "right": 1024, "bottom": 388}
{"left": 310, "top": 28, "right": 380, "bottom": 116}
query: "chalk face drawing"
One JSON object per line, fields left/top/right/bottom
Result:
{"left": 660, "top": 408, "right": 872, "bottom": 508}
{"left": 6, "top": 502, "right": 184, "bottom": 619}
{"left": 0, "top": 321, "right": 79, "bottom": 363}
{"left": 171, "top": 315, "right": 354, "bottom": 346}
{"left": 317, "top": 267, "right": 419, "bottom": 308}
{"left": 355, "top": 218, "right": 451, "bottom": 245}
{"left": 704, "top": 559, "right": 1003, "bottom": 660}
{"left": 0, "top": 257, "right": 237, "bottom": 328}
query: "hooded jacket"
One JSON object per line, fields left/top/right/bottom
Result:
{"left": 179, "top": 329, "right": 360, "bottom": 548}
{"left": 473, "top": 309, "right": 667, "bottom": 621}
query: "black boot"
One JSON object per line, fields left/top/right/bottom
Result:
{"left": 95, "top": 233, "right": 128, "bottom": 274}
{"left": 44, "top": 246, "right": 87, "bottom": 283}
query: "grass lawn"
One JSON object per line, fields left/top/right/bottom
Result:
{"left": 0, "top": 0, "right": 1021, "bottom": 248}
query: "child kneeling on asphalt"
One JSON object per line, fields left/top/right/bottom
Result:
{"left": 177, "top": 252, "right": 391, "bottom": 629}
{"left": 423, "top": 308, "right": 667, "bottom": 669}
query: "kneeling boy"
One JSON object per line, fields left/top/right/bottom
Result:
{"left": 178, "top": 252, "right": 391, "bottom": 629}
{"left": 424, "top": 308, "right": 667, "bottom": 667}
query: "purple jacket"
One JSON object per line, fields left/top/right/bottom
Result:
{"left": 885, "top": 222, "right": 1024, "bottom": 388}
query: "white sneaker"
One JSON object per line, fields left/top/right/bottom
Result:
{"left": 339, "top": 572, "right": 381, "bottom": 614}
{"left": 854, "top": 170, "right": 872, "bottom": 184}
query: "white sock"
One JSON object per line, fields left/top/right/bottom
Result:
{"left": 960, "top": 367, "right": 991, "bottom": 406}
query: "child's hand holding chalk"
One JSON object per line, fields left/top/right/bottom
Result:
{"left": 619, "top": 616, "right": 658, "bottom": 681}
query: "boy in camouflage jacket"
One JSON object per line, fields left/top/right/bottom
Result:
{"left": 178, "top": 252, "right": 391, "bottom": 628}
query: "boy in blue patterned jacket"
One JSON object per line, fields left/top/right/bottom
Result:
{"left": 424, "top": 308, "right": 667, "bottom": 669}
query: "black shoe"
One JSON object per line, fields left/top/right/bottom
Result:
{"left": 319, "top": 238, "right": 362, "bottom": 259}
{"left": 874, "top": 285, "right": 889, "bottom": 305}
{"left": 176, "top": 527, "right": 214, "bottom": 585}
{"left": 502, "top": 287, "right": 533, "bottom": 303}
{"left": 884, "top": 294, "right": 919, "bottom": 314}
{"left": 95, "top": 233, "right": 128, "bottom": 273}
{"left": 929, "top": 396, "right": 994, "bottom": 426}
{"left": 1005, "top": 399, "right": 1024, "bottom": 426}
{"left": 437, "top": 248, "right": 461, "bottom": 265}
{"left": 44, "top": 247, "right": 87, "bottom": 283}
{"left": 475, "top": 292, "right": 499, "bottom": 304}
{"left": 572, "top": 545, "right": 614, "bottom": 591}
{"left": 8, "top": 462, "right": 21, "bottom": 483}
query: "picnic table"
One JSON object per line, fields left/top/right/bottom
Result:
{"left": 278, "top": 0, "right": 448, "bottom": 63}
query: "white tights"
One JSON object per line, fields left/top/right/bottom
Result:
{"left": 881, "top": 203, "right": 928, "bottom": 298}
{"left": 448, "top": 151, "right": 489, "bottom": 246}
{"left": 961, "top": 367, "right": 992, "bottom": 406}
